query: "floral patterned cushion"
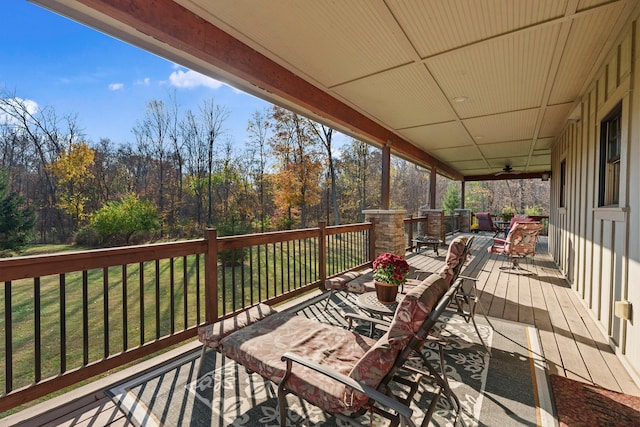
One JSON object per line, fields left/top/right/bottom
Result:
{"left": 197, "top": 303, "right": 278, "bottom": 348}
{"left": 346, "top": 274, "right": 448, "bottom": 407}
{"left": 219, "top": 311, "right": 376, "bottom": 414}
{"left": 439, "top": 236, "right": 469, "bottom": 284}
{"left": 490, "top": 221, "right": 542, "bottom": 256}
{"left": 324, "top": 271, "right": 362, "bottom": 291}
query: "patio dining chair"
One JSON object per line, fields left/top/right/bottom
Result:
{"left": 197, "top": 274, "right": 466, "bottom": 427}
{"left": 474, "top": 212, "right": 497, "bottom": 235}
{"left": 488, "top": 221, "right": 544, "bottom": 275}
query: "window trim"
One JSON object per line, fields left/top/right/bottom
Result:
{"left": 598, "top": 103, "right": 622, "bottom": 207}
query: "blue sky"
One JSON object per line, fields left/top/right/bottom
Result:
{"left": 1, "top": 1, "right": 278, "bottom": 147}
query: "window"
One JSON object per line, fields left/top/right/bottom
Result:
{"left": 599, "top": 104, "right": 621, "bottom": 206}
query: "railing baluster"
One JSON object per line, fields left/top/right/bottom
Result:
{"left": 170, "top": 258, "right": 175, "bottom": 334}
{"left": 140, "top": 262, "right": 145, "bottom": 346}
{"left": 279, "top": 241, "right": 284, "bottom": 294}
{"left": 240, "top": 251, "right": 246, "bottom": 308}
{"left": 196, "top": 254, "right": 201, "bottom": 325}
{"left": 248, "top": 247, "right": 254, "bottom": 306}
{"left": 122, "top": 265, "right": 128, "bottom": 352}
{"left": 34, "top": 277, "right": 41, "bottom": 383}
{"left": 59, "top": 274, "right": 66, "bottom": 374}
{"left": 155, "top": 260, "right": 160, "bottom": 339}
{"left": 5, "top": 281, "right": 13, "bottom": 393}
{"left": 221, "top": 256, "right": 227, "bottom": 316}
{"left": 82, "top": 270, "right": 89, "bottom": 366}
{"left": 258, "top": 245, "right": 263, "bottom": 303}
{"left": 183, "top": 256, "right": 188, "bottom": 330}
{"left": 231, "top": 256, "right": 237, "bottom": 312}
{"left": 103, "top": 267, "right": 109, "bottom": 358}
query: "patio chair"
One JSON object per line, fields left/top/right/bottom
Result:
{"left": 197, "top": 274, "right": 466, "bottom": 427}
{"left": 474, "top": 212, "right": 497, "bottom": 234}
{"left": 488, "top": 221, "right": 544, "bottom": 275}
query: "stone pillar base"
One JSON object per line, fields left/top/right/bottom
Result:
{"left": 363, "top": 209, "right": 407, "bottom": 258}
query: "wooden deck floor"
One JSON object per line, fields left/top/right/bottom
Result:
{"left": 409, "top": 233, "right": 640, "bottom": 396}
{"left": 5, "top": 233, "right": 639, "bottom": 426}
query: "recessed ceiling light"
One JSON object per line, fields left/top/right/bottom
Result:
{"left": 451, "top": 96, "right": 467, "bottom": 103}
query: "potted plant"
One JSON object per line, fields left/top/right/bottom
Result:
{"left": 372, "top": 252, "right": 410, "bottom": 304}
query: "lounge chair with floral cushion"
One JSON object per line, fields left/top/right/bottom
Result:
{"left": 488, "top": 221, "right": 544, "bottom": 275}
{"left": 197, "top": 273, "right": 465, "bottom": 426}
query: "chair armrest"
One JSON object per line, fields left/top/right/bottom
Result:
{"left": 344, "top": 313, "right": 391, "bottom": 327}
{"left": 458, "top": 275, "right": 479, "bottom": 282}
{"left": 280, "top": 352, "right": 413, "bottom": 419}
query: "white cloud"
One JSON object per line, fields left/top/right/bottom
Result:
{"left": 0, "top": 97, "right": 39, "bottom": 126}
{"left": 135, "top": 77, "right": 151, "bottom": 86}
{"left": 169, "top": 69, "right": 223, "bottom": 90}
{"left": 109, "top": 83, "right": 124, "bottom": 91}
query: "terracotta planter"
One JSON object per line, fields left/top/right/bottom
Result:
{"left": 374, "top": 281, "right": 399, "bottom": 304}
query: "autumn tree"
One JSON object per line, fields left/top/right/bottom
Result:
{"left": 49, "top": 141, "right": 95, "bottom": 228}
{"left": 268, "top": 106, "right": 322, "bottom": 228}
{"left": 336, "top": 139, "right": 377, "bottom": 223}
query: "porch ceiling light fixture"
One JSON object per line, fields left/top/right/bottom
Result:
{"left": 451, "top": 96, "right": 467, "bottom": 103}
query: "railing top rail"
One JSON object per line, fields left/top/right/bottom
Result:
{"left": 217, "top": 222, "right": 373, "bottom": 249}
{"left": 0, "top": 239, "right": 207, "bottom": 282}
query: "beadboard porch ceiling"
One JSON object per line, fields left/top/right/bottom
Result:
{"left": 33, "top": 0, "right": 639, "bottom": 179}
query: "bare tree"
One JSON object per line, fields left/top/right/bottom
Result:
{"left": 0, "top": 89, "right": 83, "bottom": 242}
{"left": 246, "top": 109, "right": 272, "bottom": 232}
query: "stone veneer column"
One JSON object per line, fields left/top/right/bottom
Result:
{"left": 455, "top": 209, "right": 471, "bottom": 232}
{"left": 363, "top": 209, "right": 407, "bottom": 258}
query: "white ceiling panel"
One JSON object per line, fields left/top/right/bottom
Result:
{"left": 333, "top": 64, "right": 456, "bottom": 129}
{"left": 463, "top": 110, "right": 539, "bottom": 143}
{"left": 398, "top": 121, "right": 475, "bottom": 151}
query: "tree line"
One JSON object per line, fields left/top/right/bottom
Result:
{"left": 0, "top": 88, "right": 548, "bottom": 251}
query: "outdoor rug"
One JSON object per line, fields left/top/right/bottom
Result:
{"left": 108, "top": 295, "right": 555, "bottom": 426}
{"left": 550, "top": 374, "right": 640, "bottom": 426}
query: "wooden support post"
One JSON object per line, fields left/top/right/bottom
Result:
{"left": 461, "top": 180, "right": 466, "bottom": 208}
{"left": 429, "top": 167, "right": 437, "bottom": 209}
{"left": 381, "top": 143, "right": 391, "bottom": 210}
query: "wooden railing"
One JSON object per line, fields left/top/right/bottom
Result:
{"left": 0, "top": 221, "right": 373, "bottom": 412}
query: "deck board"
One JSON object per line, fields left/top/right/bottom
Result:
{"left": 4, "top": 232, "right": 639, "bottom": 425}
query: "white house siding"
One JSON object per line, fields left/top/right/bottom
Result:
{"left": 550, "top": 17, "right": 640, "bottom": 385}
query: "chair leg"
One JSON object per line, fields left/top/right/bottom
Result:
{"left": 277, "top": 384, "right": 288, "bottom": 427}
{"left": 499, "top": 257, "right": 535, "bottom": 275}
{"left": 454, "top": 278, "right": 492, "bottom": 354}
{"left": 196, "top": 344, "right": 210, "bottom": 378}
{"left": 323, "top": 289, "right": 336, "bottom": 310}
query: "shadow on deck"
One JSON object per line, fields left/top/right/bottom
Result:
{"left": 4, "top": 233, "right": 639, "bottom": 426}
